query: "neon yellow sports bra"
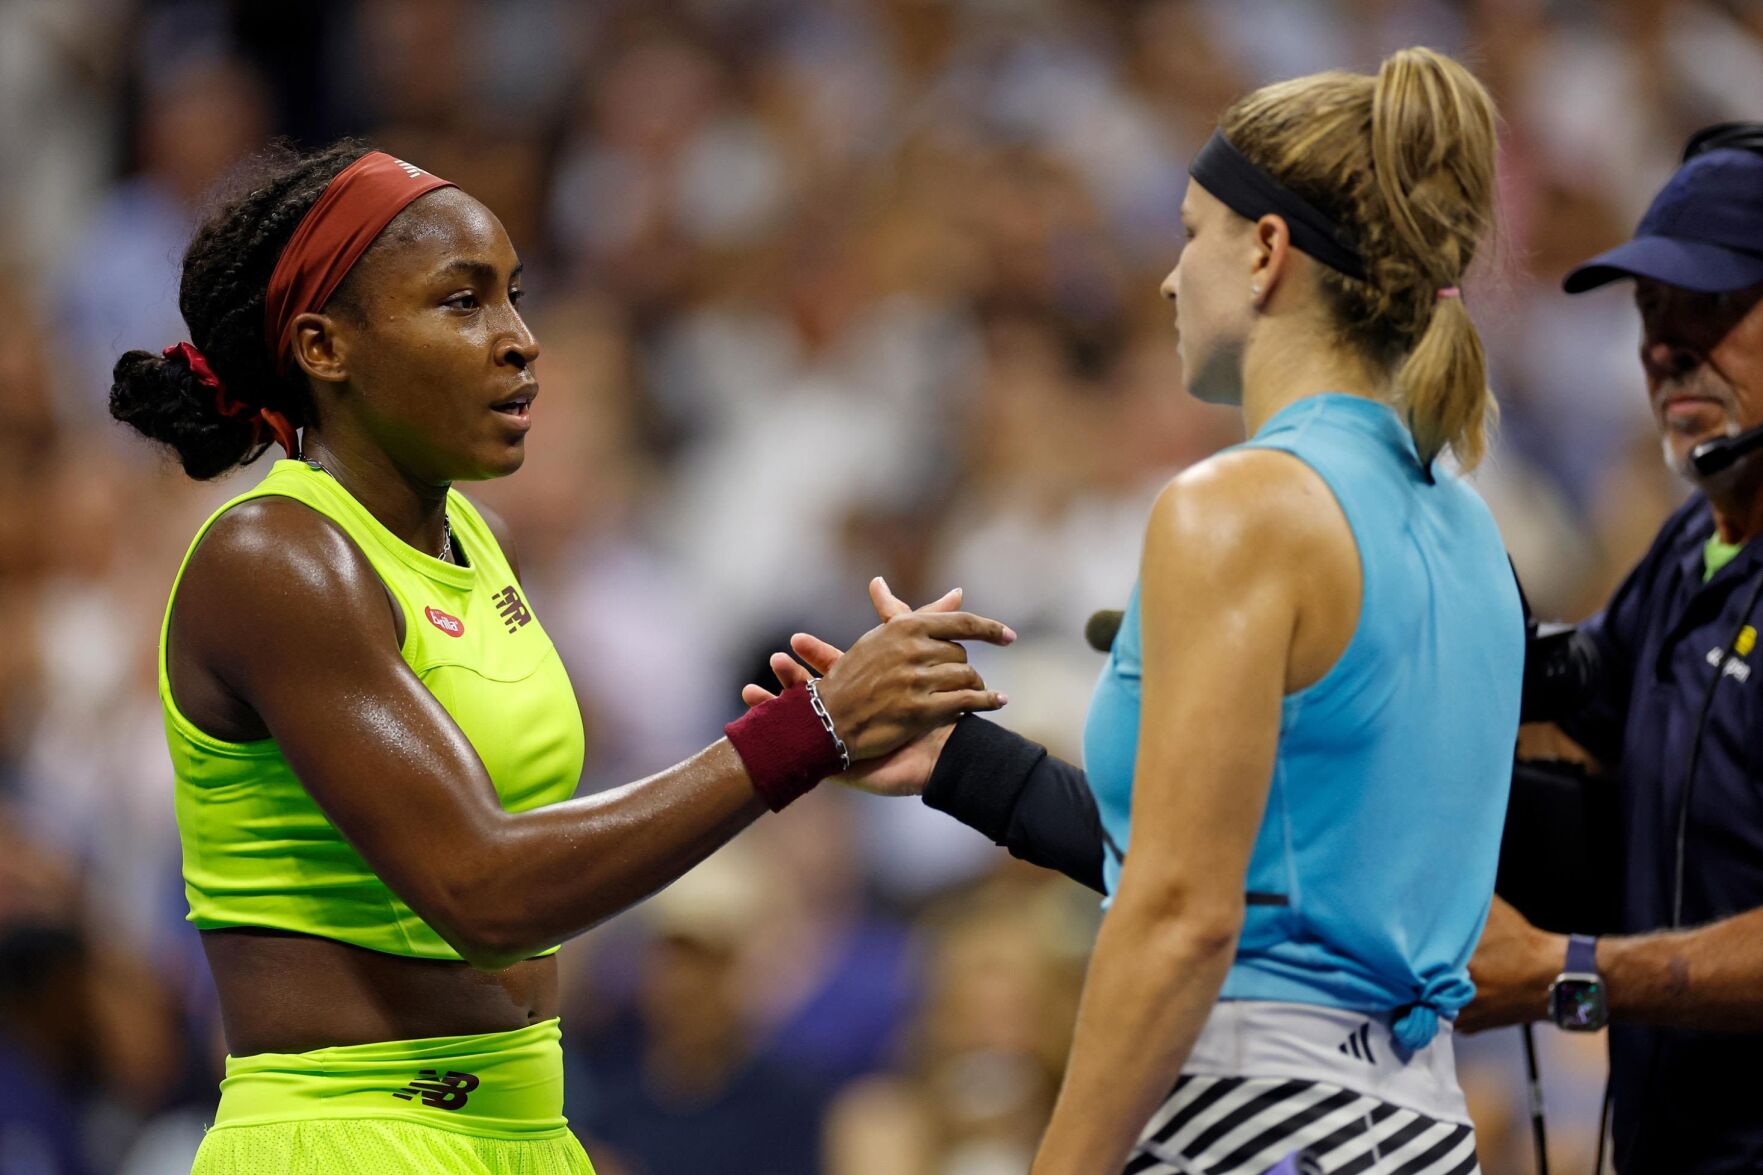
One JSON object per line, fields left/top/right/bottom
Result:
{"left": 159, "top": 460, "right": 585, "bottom": 959}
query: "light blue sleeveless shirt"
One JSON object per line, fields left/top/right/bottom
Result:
{"left": 1082, "top": 393, "right": 1523, "bottom": 1051}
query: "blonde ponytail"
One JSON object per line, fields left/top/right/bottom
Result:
{"left": 1219, "top": 47, "right": 1501, "bottom": 469}
{"left": 1372, "top": 47, "right": 1498, "bottom": 469}
{"left": 1397, "top": 292, "right": 1492, "bottom": 468}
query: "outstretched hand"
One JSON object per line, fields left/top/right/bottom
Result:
{"left": 740, "top": 579, "right": 995, "bottom": 796}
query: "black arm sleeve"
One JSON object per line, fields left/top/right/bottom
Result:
{"left": 920, "top": 716, "right": 1106, "bottom": 893}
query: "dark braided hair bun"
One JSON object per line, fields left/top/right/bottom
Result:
{"left": 109, "top": 349, "right": 264, "bottom": 480}
{"left": 109, "top": 138, "right": 373, "bottom": 480}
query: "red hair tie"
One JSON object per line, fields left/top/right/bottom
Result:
{"left": 164, "top": 341, "right": 225, "bottom": 398}
{"left": 162, "top": 341, "right": 300, "bottom": 459}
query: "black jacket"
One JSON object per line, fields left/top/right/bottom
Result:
{"left": 1564, "top": 491, "right": 1763, "bottom": 1174}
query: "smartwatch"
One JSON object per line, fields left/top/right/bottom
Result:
{"left": 1547, "top": 933, "right": 1608, "bottom": 1031}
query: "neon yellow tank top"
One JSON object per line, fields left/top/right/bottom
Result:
{"left": 159, "top": 460, "right": 584, "bottom": 959}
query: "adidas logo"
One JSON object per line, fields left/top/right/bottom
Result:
{"left": 393, "top": 158, "right": 427, "bottom": 180}
{"left": 1336, "top": 1022, "right": 1377, "bottom": 1064}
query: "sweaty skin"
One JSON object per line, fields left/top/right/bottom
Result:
{"left": 170, "top": 187, "right": 1013, "bottom": 1057}
{"left": 1031, "top": 448, "right": 1361, "bottom": 1173}
{"left": 758, "top": 180, "right": 1378, "bottom": 1172}
{"left": 1030, "top": 179, "right": 1385, "bottom": 1172}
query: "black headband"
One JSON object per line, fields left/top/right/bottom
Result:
{"left": 1188, "top": 131, "right": 1368, "bottom": 282}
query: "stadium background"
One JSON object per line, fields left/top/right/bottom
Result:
{"left": 2, "top": 0, "right": 1757, "bottom": 1171}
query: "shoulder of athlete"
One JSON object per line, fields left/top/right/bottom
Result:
{"left": 177, "top": 497, "right": 402, "bottom": 685}
{"left": 1144, "top": 447, "right": 1349, "bottom": 596}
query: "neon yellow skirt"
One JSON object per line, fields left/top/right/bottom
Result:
{"left": 192, "top": 1018, "right": 594, "bottom": 1174}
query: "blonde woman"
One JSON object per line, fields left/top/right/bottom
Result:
{"left": 756, "top": 48, "right": 1522, "bottom": 1174}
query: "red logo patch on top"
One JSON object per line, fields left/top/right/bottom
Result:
{"left": 424, "top": 606, "right": 465, "bottom": 637}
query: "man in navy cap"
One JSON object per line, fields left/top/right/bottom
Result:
{"left": 1463, "top": 123, "right": 1763, "bottom": 1172}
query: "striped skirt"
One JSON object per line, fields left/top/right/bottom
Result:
{"left": 1121, "top": 1003, "right": 1479, "bottom": 1175}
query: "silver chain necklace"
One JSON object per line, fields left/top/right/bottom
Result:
{"left": 305, "top": 458, "right": 452, "bottom": 563}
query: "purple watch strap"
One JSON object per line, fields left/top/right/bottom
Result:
{"left": 1565, "top": 933, "right": 1599, "bottom": 974}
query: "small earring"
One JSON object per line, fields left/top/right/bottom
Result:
{"left": 1251, "top": 284, "right": 1263, "bottom": 298}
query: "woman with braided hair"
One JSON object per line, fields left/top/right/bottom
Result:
{"left": 109, "top": 141, "right": 1015, "bottom": 1173}
{"left": 752, "top": 48, "right": 1523, "bottom": 1174}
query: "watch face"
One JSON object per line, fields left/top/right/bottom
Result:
{"left": 1550, "top": 977, "right": 1608, "bottom": 1031}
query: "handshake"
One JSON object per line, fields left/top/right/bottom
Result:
{"left": 735, "top": 577, "right": 1015, "bottom": 801}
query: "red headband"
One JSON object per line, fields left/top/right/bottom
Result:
{"left": 263, "top": 151, "right": 454, "bottom": 372}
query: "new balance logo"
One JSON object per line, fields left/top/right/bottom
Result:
{"left": 1336, "top": 1022, "right": 1377, "bottom": 1064}
{"left": 495, "top": 584, "right": 532, "bottom": 633}
{"left": 393, "top": 1069, "right": 479, "bottom": 1110}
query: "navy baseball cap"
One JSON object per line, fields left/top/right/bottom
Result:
{"left": 1564, "top": 143, "right": 1763, "bottom": 295}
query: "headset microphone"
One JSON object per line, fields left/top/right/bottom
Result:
{"left": 1690, "top": 423, "right": 1763, "bottom": 478}
{"left": 1085, "top": 609, "right": 1124, "bottom": 653}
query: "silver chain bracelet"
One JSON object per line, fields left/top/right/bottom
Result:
{"left": 804, "top": 679, "right": 852, "bottom": 771}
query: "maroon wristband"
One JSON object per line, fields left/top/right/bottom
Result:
{"left": 724, "top": 683, "right": 846, "bottom": 811}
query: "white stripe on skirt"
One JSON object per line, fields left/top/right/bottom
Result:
{"left": 1121, "top": 1002, "right": 1480, "bottom": 1175}
{"left": 1125, "top": 1078, "right": 1479, "bottom": 1174}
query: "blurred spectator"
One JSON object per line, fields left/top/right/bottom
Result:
{"left": 0, "top": 0, "right": 123, "bottom": 278}
{"left": 55, "top": 56, "right": 271, "bottom": 428}
{"left": 0, "top": 923, "right": 92, "bottom": 1175}
{"left": 0, "top": 818, "right": 202, "bottom": 1175}
{"left": 569, "top": 845, "right": 824, "bottom": 1175}
{"left": 823, "top": 872, "right": 1088, "bottom": 1175}
{"left": 738, "top": 790, "right": 919, "bottom": 1085}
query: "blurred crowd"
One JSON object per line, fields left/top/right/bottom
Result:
{"left": 2, "top": 0, "right": 1758, "bottom": 1171}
